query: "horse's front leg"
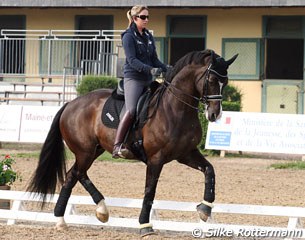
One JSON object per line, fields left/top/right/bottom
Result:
{"left": 139, "top": 162, "right": 163, "bottom": 237}
{"left": 177, "top": 149, "right": 215, "bottom": 221}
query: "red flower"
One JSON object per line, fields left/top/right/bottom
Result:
{"left": 5, "top": 155, "right": 10, "bottom": 159}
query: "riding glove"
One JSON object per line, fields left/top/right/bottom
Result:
{"left": 150, "top": 68, "right": 163, "bottom": 77}
{"left": 166, "top": 65, "right": 173, "bottom": 72}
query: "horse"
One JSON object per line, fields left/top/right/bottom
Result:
{"left": 27, "top": 49, "right": 237, "bottom": 236}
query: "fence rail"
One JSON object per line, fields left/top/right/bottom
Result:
{"left": 0, "top": 29, "right": 125, "bottom": 81}
{"left": 0, "top": 190, "right": 304, "bottom": 238}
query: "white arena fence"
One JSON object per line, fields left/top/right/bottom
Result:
{"left": 0, "top": 190, "right": 305, "bottom": 238}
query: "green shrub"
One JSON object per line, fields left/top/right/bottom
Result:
{"left": 199, "top": 84, "right": 242, "bottom": 151}
{"left": 77, "top": 75, "right": 119, "bottom": 95}
{"left": 222, "top": 101, "right": 241, "bottom": 112}
{"left": 222, "top": 84, "right": 242, "bottom": 102}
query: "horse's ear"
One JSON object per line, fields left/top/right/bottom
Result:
{"left": 226, "top": 54, "right": 238, "bottom": 66}
{"left": 210, "top": 50, "right": 216, "bottom": 65}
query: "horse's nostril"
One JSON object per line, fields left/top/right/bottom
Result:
{"left": 210, "top": 113, "right": 217, "bottom": 122}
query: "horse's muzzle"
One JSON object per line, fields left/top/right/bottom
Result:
{"left": 205, "top": 103, "right": 222, "bottom": 122}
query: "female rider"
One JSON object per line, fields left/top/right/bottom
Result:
{"left": 112, "top": 5, "right": 168, "bottom": 158}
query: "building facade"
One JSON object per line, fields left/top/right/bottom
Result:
{"left": 1, "top": 1, "right": 305, "bottom": 113}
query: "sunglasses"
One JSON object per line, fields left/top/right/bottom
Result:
{"left": 136, "top": 15, "right": 149, "bottom": 20}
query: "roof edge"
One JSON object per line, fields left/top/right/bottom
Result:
{"left": 1, "top": 0, "right": 305, "bottom": 8}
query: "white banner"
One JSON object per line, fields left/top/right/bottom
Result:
{"left": 0, "top": 105, "right": 22, "bottom": 142}
{"left": 205, "top": 111, "right": 305, "bottom": 154}
{"left": 19, "top": 106, "right": 60, "bottom": 142}
{"left": 0, "top": 105, "right": 60, "bottom": 143}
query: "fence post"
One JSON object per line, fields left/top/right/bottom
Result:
{"left": 47, "top": 39, "right": 53, "bottom": 83}
{"left": 62, "top": 67, "right": 66, "bottom": 105}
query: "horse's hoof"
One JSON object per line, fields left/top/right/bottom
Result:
{"left": 96, "top": 211, "right": 109, "bottom": 223}
{"left": 140, "top": 224, "right": 156, "bottom": 237}
{"left": 196, "top": 202, "right": 212, "bottom": 222}
{"left": 96, "top": 199, "right": 109, "bottom": 223}
{"left": 55, "top": 222, "right": 68, "bottom": 231}
{"left": 55, "top": 217, "right": 68, "bottom": 231}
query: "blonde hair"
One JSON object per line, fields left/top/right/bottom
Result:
{"left": 126, "top": 5, "right": 149, "bottom": 27}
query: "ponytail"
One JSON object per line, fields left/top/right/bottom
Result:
{"left": 126, "top": 10, "right": 133, "bottom": 28}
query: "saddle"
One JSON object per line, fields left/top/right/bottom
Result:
{"left": 101, "top": 79, "right": 160, "bottom": 161}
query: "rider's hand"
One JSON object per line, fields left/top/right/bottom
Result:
{"left": 150, "top": 68, "right": 162, "bottom": 77}
{"left": 166, "top": 65, "right": 173, "bottom": 72}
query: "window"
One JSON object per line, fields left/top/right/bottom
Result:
{"left": 263, "top": 16, "right": 304, "bottom": 80}
{"left": 264, "top": 16, "right": 302, "bottom": 38}
{"left": 169, "top": 16, "right": 206, "bottom": 36}
{"left": 222, "top": 38, "right": 261, "bottom": 80}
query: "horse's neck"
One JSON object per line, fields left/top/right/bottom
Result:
{"left": 155, "top": 80, "right": 200, "bottom": 121}
{"left": 167, "top": 76, "right": 199, "bottom": 107}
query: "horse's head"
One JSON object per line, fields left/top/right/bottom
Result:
{"left": 197, "top": 50, "right": 238, "bottom": 122}
{"left": 164, "top": 50, "right": 237, "bottom": 122}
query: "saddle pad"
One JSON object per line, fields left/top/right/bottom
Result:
{"left": 102, "top": 96, "right": 125, "bottom": 129}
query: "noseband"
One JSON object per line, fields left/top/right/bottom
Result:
{"left": 201, "top": 64, "right": 227, "bottom": 104}
{"left": 164, "top": 64, "right": 227, "bottom": 112}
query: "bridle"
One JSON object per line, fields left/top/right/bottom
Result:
{"left": 164, "top": 63, "right": 228, "bottom": 112}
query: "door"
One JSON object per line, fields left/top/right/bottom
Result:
{"left": 0, "top": 15, "right": 26, "bottom": 81}
{"left": 262, "top": 16, "right": 304, "bottom": 114}
{"left": 166, "top": 16, "right": 206, "bottom": 65}
{"left": 263, "top": 80, "right": 303, "bottom": 114}
{"left": 170, "top": 38, "right": 204, "bottom": 65}
{"left": 75, "top": 15, "right": 113, "bottom": 75}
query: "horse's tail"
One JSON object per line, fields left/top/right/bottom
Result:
{"left": 27, "top": 103, "right": 68, "bottom": 206}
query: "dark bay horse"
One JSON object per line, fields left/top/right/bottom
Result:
{"left": 27, "top": 49, "right": 237, "bottom": 236}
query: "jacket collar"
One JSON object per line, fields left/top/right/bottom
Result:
{"left": 130, "top": 22, "right": 148, "bottom": 37}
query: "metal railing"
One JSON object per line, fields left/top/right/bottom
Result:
{"left": 0, "top": 29, "right": 125, "bottom": 81}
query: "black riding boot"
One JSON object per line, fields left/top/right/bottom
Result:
{"left": 112, "top": 111, "right": 134, "bottom": 159}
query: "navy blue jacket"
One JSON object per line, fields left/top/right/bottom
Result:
{"left": 121, "top": 23, "right": 167, "bottom": 81}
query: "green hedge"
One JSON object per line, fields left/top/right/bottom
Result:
{"left": 222, "top": 101, "right": 241, "bottom": 112}
{"left": 77, "top": 75, "right": 119, "bottom": 95}
{"left": 222, "top": 84, "right": 242, "bottom": 102}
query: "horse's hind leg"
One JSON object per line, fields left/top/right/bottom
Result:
{"left": 79, "top": 173, "right": 109, "bottom": 223}
{"left": 74, "top": 150, "right": 109, "bottom": 223}
{"left": 54, "top": 163, "right": 78, "bottom": 230}
{"left": 54, "top": 150, "right": 109, "bottom": 230}
{"left": 177, "top": 149, "right": 215, "bottom": 222}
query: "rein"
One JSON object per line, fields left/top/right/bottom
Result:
{"left": 165, "top": 80, "right": 203, "bottom": 112}
{"left": 164, "top": 64, "right": 226, "bottom": 112}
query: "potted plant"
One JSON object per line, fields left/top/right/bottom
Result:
{"left": 0, "top": 154, "right": 21, "bottom": 209}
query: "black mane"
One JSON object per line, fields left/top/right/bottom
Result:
{"left": 165, "top": 49, "right": 216, "bottom": 82}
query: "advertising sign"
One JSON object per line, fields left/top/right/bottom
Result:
{"left": 206, "top": 111, "right": 305, "bottom": 154}
{"left": 0, "top": 105, "right": 22, "bottom": 142}
{"left": 19, "top": 106, "right": 60, "bottom": 142}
